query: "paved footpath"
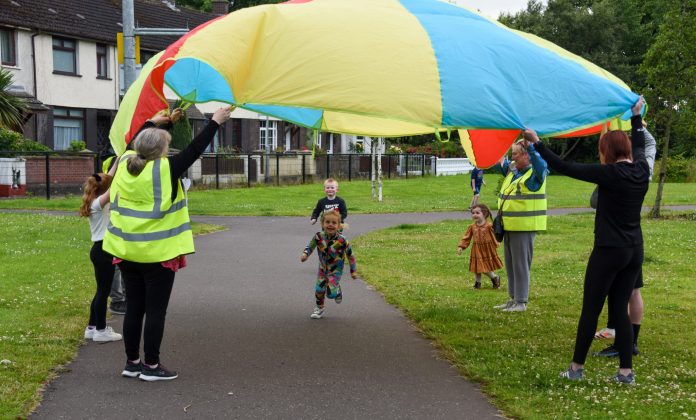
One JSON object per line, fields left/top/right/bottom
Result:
{"left": 29, "top": 205, "right": 696, "bottom": 419}
{"left": 32, "top": 211, "right": 504, "bottom": 419}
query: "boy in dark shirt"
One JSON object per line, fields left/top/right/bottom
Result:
{"left": 310, "top": 178, "right": 348, "bottom": 225}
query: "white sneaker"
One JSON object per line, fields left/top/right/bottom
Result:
{"left": 502, "top": 302, "right": 527, "bottom": 312}
{"left": 84, "top": 327, "right": 95, "bottom": 339}
{"left": 310, "top": 307, "right": 324, "bottom": 319}
{"left": 494, "top": 300, "right": 514, "bottom": 310}
{"left": 594, "top": 327, "right": 616, "bottom": 339}
{"left": 93, "top": 326, "right": 123, "bottom": 342}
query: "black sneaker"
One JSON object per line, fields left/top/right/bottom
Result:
{"left": 594, "top": 345, "right": 619, "bottom": 358}
{"left": 612, "top": 371, "right": 636, "bottom": 385}
{"left": 121, "top": 360, "right": 142, "bottom": 378}
{"left": 139, "top": 364, "right": 178, "bottom": 382}
{"left": 109, "top": 301, "right": 127, "bottom": 315}
{"left": 594, "top": 344, "right": 640, "bottom": 357}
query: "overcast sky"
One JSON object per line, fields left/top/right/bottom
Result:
{"left": 454, "top": 0, "right": 546, "bottom": 19}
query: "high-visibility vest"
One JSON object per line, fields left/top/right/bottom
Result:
{"left": 497, "top": 168, "right": 547, "bottom": 231}
{"left": 103, "top": 151, "right": 194, "bottom": 263}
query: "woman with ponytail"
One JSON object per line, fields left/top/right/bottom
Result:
{"left": 79, "top": 159, "right": 122, "bottom": 343}
{"left": 103, "top": 106, "right": 232, "bottom": 381}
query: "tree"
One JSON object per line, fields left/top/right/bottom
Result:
{"left": 0, "top": 68, "right": 26, "bottom": 131}
{"left": 642, "top": 1, "right": 696, "bottom": 218}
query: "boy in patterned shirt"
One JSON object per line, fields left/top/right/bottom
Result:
{"left": 300, "top": 210, "right": 357, "bottom": 319}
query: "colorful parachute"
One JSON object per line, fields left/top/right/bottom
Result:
{"left": 110, "top": 0, "right": 640, "bottom": 164}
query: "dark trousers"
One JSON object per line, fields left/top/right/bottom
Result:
{"left": 573, "top": 245, "right": 643, "bottom": 369}
{"left": 118, "top": 260, "right": 175, "bottom": 365}
{"left": 89, "top": 241, "right": 115, "bottom": 330}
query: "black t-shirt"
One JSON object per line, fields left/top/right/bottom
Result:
{"left": 535, "top": 116, "right": 649, "bottom": 247}
{"left": 311, "top": 196, "right": 348, "bottom": 221}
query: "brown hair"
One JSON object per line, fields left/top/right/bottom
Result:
{"left": 320, "top": 209, "right": 342, "bottom": 224}
{"left": 79, "top": 173, "right": 112, "bottom": 217}
{"left": 471, "top": 203, "right": 493, "bottom": 221}
{"left": 599, "top": 130, "right": 632, "bottom": 164}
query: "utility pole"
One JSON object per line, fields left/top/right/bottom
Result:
{"left": 121, "top": 0, "right": 190, "bottom": 93}
{"left": 122, "top": 0, "right": 137, "bottom": 92}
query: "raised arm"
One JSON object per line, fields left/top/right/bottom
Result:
{"left": 524, "top": 129, "right": 609, "bottom": 185}
{"left": 168, "top": 107, "right": 232, "bottom": 179}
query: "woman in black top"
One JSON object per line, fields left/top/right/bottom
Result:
{"left": 523, "top": 97, "right": 648, "bottom": 384}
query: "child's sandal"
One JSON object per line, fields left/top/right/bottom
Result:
{"left": 491, "top": 275, "right": 501, "bottom": 289}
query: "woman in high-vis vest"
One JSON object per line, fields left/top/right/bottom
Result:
{"left": 103, "top": 106, "right": 231, "bottom": 381}
{"left": 526, "top": 97, "right": 647, "bottom": 385}
{"left": 494, "top": 140, "right": 548, "bottom": 313}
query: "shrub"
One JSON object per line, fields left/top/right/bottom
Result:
{"left": 68, "top": 140, "right": 87, "bottom": 152}
{"left": 655, "top": 154, "right": 690, "bottom": 182}
{"left": 0, "top": 127, "right": 51, "bottom": 154}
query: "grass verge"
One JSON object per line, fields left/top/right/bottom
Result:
{"left": 0, "top": 214, "right": 223, "bottom": 418}
{"left": 352, "top": 212, "right": 696, "bottom": 419}
{"left": 1, "top": 175, "right": 694, "bottom": 215}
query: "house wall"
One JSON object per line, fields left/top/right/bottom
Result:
{"left": 4, "top": 29, "right": 34, "bottom": 95}
{"left": 34, "top": 35, "right": 119, "bottom": 111}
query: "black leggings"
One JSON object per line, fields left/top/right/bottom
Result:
{"left": 573, "top": 245, "right": 643, "bottom": 368}
{"left": 89, "top": 241, "right": 115, "bottom": 330}
{"left": 118, "top": 260, "right": 176, "bottom": 365}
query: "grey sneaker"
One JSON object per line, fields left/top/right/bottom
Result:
{"left": 612, "top": 372, "right": 636, "bottom": 385}
{"left": 494, "top": 300, "right": 514, "bottom": 309}
{"left": 560, "top": 365, "right": 584, "bottom": 381}
{"left": 503, "top": 302, "right": 527, "bottom": 312}
{"left": 310, "top": 306, "right": 324, "bottom": 319}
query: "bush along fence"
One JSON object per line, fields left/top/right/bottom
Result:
{"left": 0, "top": 151, "right": 474, "bottom": 199}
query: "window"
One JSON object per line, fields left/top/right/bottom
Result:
{"left": 53, "top": 108, "right": 84, "bottom": 150}
{"left": 0, "top": 28, "right": 16, "bottom": 66}
{"left": 140, "top": 50, "right": 156, "bottom": 65}
{"left": 52, "top": 37, "right": 77, "bottom": 74}
{"left": 96, "top": 43, "right": 108, "bottom": 78}
{"left": 259, "top": 120, "right": 277, "bottom": 150}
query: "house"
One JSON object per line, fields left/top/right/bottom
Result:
{"left": 1, "top": 0, "right": 368, "bottom": 156}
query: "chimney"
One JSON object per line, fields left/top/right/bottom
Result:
{"left": 211, "top": 0, "right": 229, "bottom": 15}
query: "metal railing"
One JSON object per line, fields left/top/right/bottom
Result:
{"left": 0, "top": 151, "right": 436, "bottom": 199}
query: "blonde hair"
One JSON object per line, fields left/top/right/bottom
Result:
{"left": 79, "top": 173, "right": 112, "bottom": 217}
{"left": 320, "top": 209, "right": 342, "bottom": 224}
{"left": 126, "top": 128, "right": 171, "bottom": 175}
{"left": 324, "top": 177, "right": 338, "bottom": 187}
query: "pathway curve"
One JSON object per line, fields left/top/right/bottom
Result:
{"left": 27, "top": 205, "right": 696, "bottom": 418}
{"left": 32, "top": 211, "right": 501, "bottom": 419}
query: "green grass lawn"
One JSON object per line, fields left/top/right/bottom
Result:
{"left": 1, "top": 176, "right": 695, "bottom": 418}
{"left": 1, "top": 175, "right": 695, "bottom": 215}
{"left": 352, "top": 212, "right": 696, "bottom": 419}
{"left": 0, "top": 215, "right": 223, "bottom": 417}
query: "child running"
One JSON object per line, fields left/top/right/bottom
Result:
{"left": 310, "top": 178, "right": 348, "bottom": 225}
{"left": 300, "top": 210, "right": 357, "bottom": 319}
{"left": 457, "top": 203, "right": 503, "bottom": 289}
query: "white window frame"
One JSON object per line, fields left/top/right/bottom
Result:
{"left": 260, "top": 120, "right": 277, "bottom": 151}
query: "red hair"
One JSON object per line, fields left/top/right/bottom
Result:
{"left": 599, "top": 131, "right": 632, "bottom": 164}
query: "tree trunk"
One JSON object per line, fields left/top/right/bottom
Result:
{"left": 649, "top": 110, "right": 673, "bottom": 219}
{"left": 370, "top": 137, "right": 376, "bottom": 199}
{"left": 377, "top": 138, "right": 383, "bottom": 202}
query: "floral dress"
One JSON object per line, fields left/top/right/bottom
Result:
{"left": 459, "top": 222, "right": 503, "bottom": 274}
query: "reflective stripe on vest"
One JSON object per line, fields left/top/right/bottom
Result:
{"left": 497, "top": 169, "right": 547, "bottom": 231}
{"left": 103, "top": 151, "right": 194, "bottom": 263}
